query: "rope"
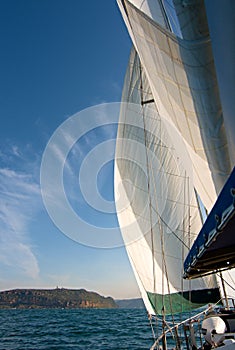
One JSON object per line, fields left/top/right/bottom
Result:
{"left": 140, "top": 66, "right": 182, "bottom": 346}
{"left": 148, "top": 313, "right": 157, "bottom": 341}
{"left": 216, "top": 272, "right": 235, "bottom": 294}
{"left": 150, "top": 300, "right": 223, "bottom": 350}
{"left": 139, "top": 62, "right": 157, "bottom": 314}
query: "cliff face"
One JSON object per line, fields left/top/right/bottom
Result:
{"left": 0, "top": 288, "right": 117, "bottom": 309}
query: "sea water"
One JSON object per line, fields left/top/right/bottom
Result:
{"left": 0, "top": 308, "right": 154, "bottom": 350}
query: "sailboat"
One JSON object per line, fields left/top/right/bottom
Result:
{"left": 114, "top": 0, "right": 235, "bottom": 349}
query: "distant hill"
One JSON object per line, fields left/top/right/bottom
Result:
{"left": 116, "top": 298, "right": 145, "bottom": 309}
{"left": 0, "top": 288, "right": 117, "bottom": 309}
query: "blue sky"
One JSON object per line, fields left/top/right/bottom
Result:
{"left": 0, "top": 0, "right": 141, "bottom": 299}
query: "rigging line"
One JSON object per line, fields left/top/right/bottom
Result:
{"left": 119, "top": 174, "right": 200, "bottom": 209}
{"left": 149, "top": 205, "right": 211, "bottom": 291}
{"left": 150, "top": 204, "right": 189, "bottom": 249}
{"left": 139, "top": 62, "right": 157, "bottom": 310}
{"left": 219, "top": 271, "right": 229, "bottom": 308}
{"left": 139, "top": 67, "right": 168, "bottom": 342}
{"left": 150, "top": 301, "right": 223, "bottom": 350}
{"left": 186, "top": 173, "right": 193, "bottom": 323}
{"left": 145, "top": 112, "right": 178, "bottom": 329}
{"left": 185, "top": 267, "right": 223, "bottom": 290}
{"left": 123, "top": 127, "right": 200, "bottom": 249}
{"left": 187, "top": 175, "right": 192, "bottom": 314}
{"left": 148, "top": 313, "right": 157, "bottom": 341}
{"left": 216, "top": 272, "right": 235, "bottom": 293}
{"left": 181, "top": 171, "right": 186, "bottom": 322}
{"left": 227, "top": 271, "right": 235, "bottom": 286}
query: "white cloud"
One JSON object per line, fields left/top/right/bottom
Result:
{"left": 11, "top": 145, "right": 21, "bottom": 157}
{"left": 0, "top": 165, "right": 41, "bottom": 279}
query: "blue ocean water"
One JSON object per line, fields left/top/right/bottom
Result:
{"left": 0, "top": 308, "right": 154, "bottom": 350}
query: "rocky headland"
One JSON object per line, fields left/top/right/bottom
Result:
{"left": 0, "top": 288, "right": 117, "bottom": 309}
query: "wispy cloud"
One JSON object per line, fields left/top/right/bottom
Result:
{"left": 0, "top": 155, "right": 41, "bottom": 279}
{"left": 11, "top": 145, "right": 21, "bottom": 157}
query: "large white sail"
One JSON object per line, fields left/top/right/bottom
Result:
{"left": 117, "top": 0, "right": 232, "bottom": 207}
{"left": 114, "top": 47, "right": 220, "bottom": 315}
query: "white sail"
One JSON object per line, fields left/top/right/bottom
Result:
{"left": 117, "top": 0, "right": 232, "bottom": 207}
{"left": 114, "top": 47, "right": 220, "bottom": 315}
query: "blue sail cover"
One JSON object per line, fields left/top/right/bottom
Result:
{"left": 184, "top": 167, "right": 235, "bottom": 279}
